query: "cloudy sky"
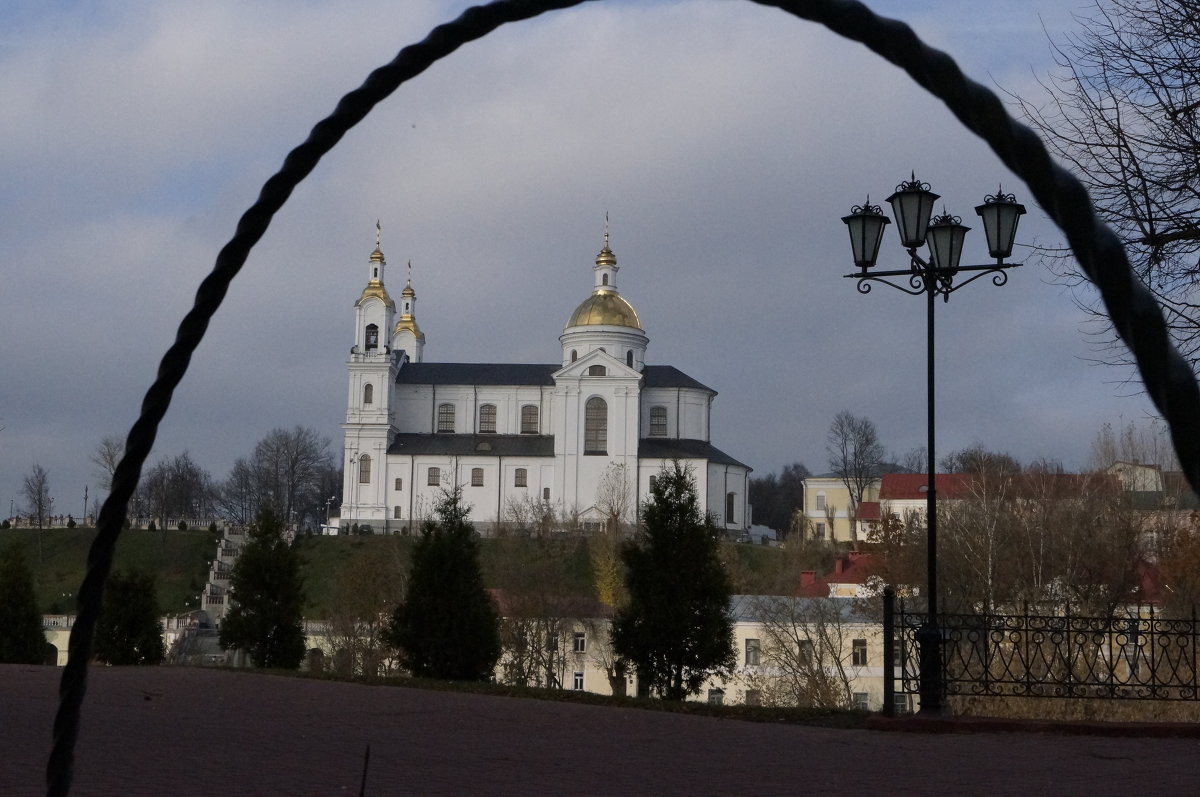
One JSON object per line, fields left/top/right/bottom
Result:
{"left": 1, "top": 0, "right": 1171, "bottom": 520}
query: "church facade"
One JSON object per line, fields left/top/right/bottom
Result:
{"left": 339, "top": 231, "right": 751, "bottom": 535}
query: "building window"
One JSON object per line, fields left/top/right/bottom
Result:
{"left": 853, "top": 692, "right": 870, "bottom": 711}
{"left": 427, "top": 467, "right": 440, "bottom": 487}
{"left": 394, "top": 478, "right": 403, "bottom": 491}
{"left": 584, "top": 397, "right": 607, "bottom": 455}
{"left": 744, "top": 689, "right": 762, "bottom": 707}
{"left": 573, "top": 672, "right": 584, "bottom": 691}
{"left": 514, "top": 468, "right": 528, "bottom": 488}
{"left": 852, "top": 639, "right": 868, "bottom": 667}
{"left": 602, "top": 273, "right": 609, "bottom": 286}
{"left": 363, "top": 383, "right": 373, "bottom": 404}
{"left": 437, "top": 403, "right": 455, "bottom": 433}
{"left": 365, "top": 324, "right": 378, "bottom": 350}
{"left": 543, "top": 487, "right": 550, "bottom": 501}
{"left": 471, "top": 467, "right": 484, "bottom": 487}
{"left": 745, "top": 638, "right": 761, "bottom": 666}
{"left": 626, "top": 350, "right": 634, "bottom": 367}
{"left": 649, "top": 405, "right": 667, "bottom": 437}
{"left": 815, "top": 492, "right": 826, "bottom": 511}
{"left": 726, "top": 492, "right": 736, "bottom": 525}
{"left": 706, "top": 688, "right": 724, "bottom": 706}
{"left": 587, "top": 364, "right": 606, "bottom": 377}
{"left": 893, "top": 694, "right": 912, "bottom": 715}
{"left": 479, "top": 404, "right": 497, "bottom": 433}
{"left": 570, "top": 349, "right": 578, "bottom": 362}
{"left": 815, "top": 522, "right": 826, "bottom": 540}
{"left": 798, "top": 639, "right": 814, "bottom": 664}
{"left": 573, "top": 632, "right": 586, "bottom": 653}
{"left": 649, "top": 475, "right": 657, "bottom": 491}
{"left": 520, "top": 404, "right": 539, "bottom": 434}
{"left": 892, "top": 640, "right": 906, "bottom": 668}
{"left": 358, "top": 455, "right": 371, "bottom": 484}
{"left": 547, "top": 634, "right": 559, "bottom": 652}
{"left": 393, "top": 506, "right": 401, "bottom": 519}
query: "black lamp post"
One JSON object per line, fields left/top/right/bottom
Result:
{"left": 841, "top": 175, "right": 1025, "bottom": 714}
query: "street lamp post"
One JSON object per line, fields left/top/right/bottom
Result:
{"left": 841, "top": 175, "right": 1025, "bottom": 715}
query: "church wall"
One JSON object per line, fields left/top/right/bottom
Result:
{"left": 640, "top": 386, "right": 713, "bottom": 441}
{"left": 707, "top": 462, "right": 750, "bottom": 531}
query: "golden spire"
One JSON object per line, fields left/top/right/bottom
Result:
{"left": 402, "top": 259, "right": 415, "bottom": 297}
{"left": 596, "top": 212, "right": 616, "bottom": 267}
{"left": 370, "top": 219, "right": 384, "bottom": 263}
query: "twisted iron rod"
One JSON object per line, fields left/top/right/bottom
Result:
{"left": 48, "top": 0, "right": 1200, "bottom": 793}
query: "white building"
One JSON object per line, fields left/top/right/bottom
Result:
{"left": 338, "top": 230, "right": 751, "bottom": 534}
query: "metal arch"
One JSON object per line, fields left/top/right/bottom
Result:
{"left": 48, "top": 0, "right": 1200, "bottom": 794}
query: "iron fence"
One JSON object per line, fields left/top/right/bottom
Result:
{"left": 884, "top": 592, "right": 1200, "bottom": 710}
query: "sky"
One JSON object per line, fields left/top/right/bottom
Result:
{"left": 0, "top": 0, "right": 1174, "bottom": 521}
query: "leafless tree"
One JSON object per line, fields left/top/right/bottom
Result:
{"left": 743, "top": 596, "right": 864, "bottom": 709}
{"left": 217, "top": 427, "right": 334, "bottom": 529}
{"left": 90, "top": 435, "right": 124, "bottom": 492}
{"left": 142, "top": 452, "right": 213, "bottom": 528}
{"left": 594, "top": 462, "right": 633, "bottom": 535}
{"left": 825, "top": 411, "right": 884, "bottom": 516}
{"left": 325, "top": 549, "right": 405, "bottom": 677}
{"left": 1010, "top": 0, "right": 1200, "bottom": 367}
{"left": 22, "top": 464, "right": 51, "bottom": 530}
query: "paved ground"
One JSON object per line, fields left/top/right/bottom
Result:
{"left": 4, "top": 664, "right": 1199, "bottom": 796}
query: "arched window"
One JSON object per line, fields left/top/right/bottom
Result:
{"left": 588, "top": 365, "right": 606, "bottom": 377}
{"left": 602, "top": 273, "right": 609, "bottom": 285}
{"left": 427, "top": 467, "right": 440, "bottom": 486}
{"left": 649, "top": 406, "right": 668, "bottom": 437}
{"left": 471, "top": 467, "right": 484, "bottom": 487}
{"left": 363, "top": 383, "right": 374, "bottom": 405}
{"left": 365, "top": 324, "right": 379, "bottom": 351}
{"left": 358, "top": 455, "right": 371, "bottom": 484}
{"left": 479, "top": 404, "right": 497, "bottom": 433}
{"left": 437, "top": 403, "right": 455, "bottom": 433}
{"left": 514, "top": 468, "right": 528, "bottom": 487}
{"left": 726, "top": 492, "right": 737, "bottom": 525}
{"left": 584, "top": 397, "right": 607, "bottom": 455}
{"left": 570, "top": 350, "right": 578, "bottom": 362}
{"left": 520, "top": 404, "right": 539, "bottom": 434}
{"left": 626, "top": 350, "right": 634, "bottom": 368}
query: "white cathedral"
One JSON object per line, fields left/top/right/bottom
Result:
{"left": 338, "top": 229, "right": 751, "bottom": 534}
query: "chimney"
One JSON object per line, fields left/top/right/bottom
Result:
{"left": 834, "top": 556, "right": 845, "bottom": 576}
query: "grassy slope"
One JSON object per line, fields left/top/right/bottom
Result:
{"left": 0, "top": 527, "right": 215, "bottom": 613}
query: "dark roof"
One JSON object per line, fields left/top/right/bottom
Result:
{"left": 638, "top": 438, "right": 749, "bottom": 469}
{"left": 393, "top": 362, "right": 714, "bottom": 392}
{"left": 388, "top": 434, "right": 555, "bottom": 457}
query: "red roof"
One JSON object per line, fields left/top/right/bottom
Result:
{"left": 879, "top": 473, "right": 971, "bottom": 500}
{"left": 795, "top": 553, "right": 877, "bottom": 597}
{"left": 856, "top": 501, "right": 880, "bottom": 520}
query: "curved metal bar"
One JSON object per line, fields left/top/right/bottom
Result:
{"left": 849, "top": 275, "right": 928, "bottom": 297}
{"left": 940, "top": 266, "right": 1013, "bottom": 295}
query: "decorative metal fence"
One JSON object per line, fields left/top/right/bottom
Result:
{"left": 885, "top": 594, "right": 1200, "bottom": 710}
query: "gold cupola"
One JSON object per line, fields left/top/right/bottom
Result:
{"left": 357, "top": 226, "right": 395, "bottom": 309}
{"left": 564, "top": 230, "right": 643, "bottom": 331}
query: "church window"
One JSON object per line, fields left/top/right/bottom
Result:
{"left": 479, "top": 404, "right": 497, "bottom": 433}
{"left": 394, "top": 478, "right": 403, "bottom": 491}
{"left": 626, "top": 350, "right": 634, "bottom": 368}
{"left": 358, "top": 455, "right": 371, "bottom": 484}
{"left": 471, "top": 468, "right": 484, "bottom": 487}
{"left": 584, "top": 397, "right": 607, "bottom": 455}
{"left": 543, "top": 488, "right": 550, "bottom": 501}
{"left": 393, "top": 506, "right": 401, "bottom": 519}
{"left": 649, "top": 475, "right": 657, "bottom": 491}
{"left": 602, "top": 273, "right": 609, "bottom": 286}
{"left": 437, "top": 403, "right": 455, "bottom": 433}
{"left": 514, "top": 468, "right": 528, "bottom": 488}
{"left": 649, "top": 406, "right": 668, "bottom": 437}
{"left": 726, "top": 492, "right": 737, "bottom": 525}
{"left": 365, "top": 324, "right": 379, "bottom": 351}
{"left": 570, "top": 350, "right": 577, "bottom": 362}
{"left": 588, "top": 365, "right": 606, "bottom": 377}
{"left": 363, "top": 383, "right": 373, "bottom": 405}
{"left": 427, "top": 467, "right": 440, "bottom": 486}
{"left": 520, "top": 404, "right": 539, "bottom": 434}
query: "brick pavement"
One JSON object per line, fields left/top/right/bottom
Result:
{"left": 3, "top": 664, "right": 1199, "bottom": 796}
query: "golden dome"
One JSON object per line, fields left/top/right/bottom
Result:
{"left": 369, "top": 246, "right": 384, "bottom": 263}
{"left": 401, "top": 281, "right": 415, "bottom": 298}
{"left": 595, "top": 245, "right": 616, "bottom": 267}
{"left": 357, "top": 281, "right": 395, "bottom": 309}
{"left": 566, "top": 290, "right": 643, "bottom": 330}
{"left": 394, "top": 316, "right": 424, "bottom": 341}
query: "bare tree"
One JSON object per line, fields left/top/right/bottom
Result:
{"left": 22, "top": 464, "right": 51, "bottom": 529}
{"left": 744, "top": 596, "right": 864, "bottom": 709}
{"left": 90, "top": 435, "right": 124, "bottom": 492}
{"left": 825, "top": 411, "right": 884, "bottom": 515}
{"left": 1011, "top": 0, "right": 1200, "bottom": 367}
{"left": 594, "top": 462, "right": 633, "bottom": 534}
{"left": 142, "top": 452, "right": 213, "bottom": 528}
{"left": 325, "top": 549, "right": 405, "bottom": 677}
{"left": 218, "top": 427, "right": 334, "bottom": 529}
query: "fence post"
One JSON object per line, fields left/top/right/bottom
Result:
{"left": 882, "top": 586, "right": 895, "bottom": 717}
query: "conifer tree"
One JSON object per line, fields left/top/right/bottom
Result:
{"left": 95, "top": 570, "right": 165, "bottom": 665}
{"left": 611, "top": 461, "right": 735, "bottom": 700}
{"left": 386, "top": 488, "right": 500, "bottom": 681}
{"left": 219, "top": 506, "right": 307, "bottom": 669}
{"left": 0, "top": 543, "right": 46, "bottom": 664}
